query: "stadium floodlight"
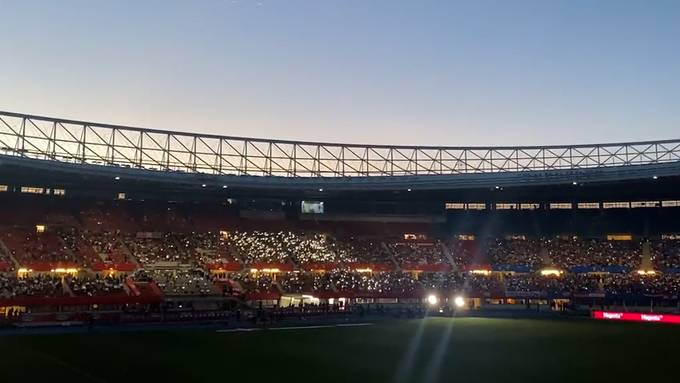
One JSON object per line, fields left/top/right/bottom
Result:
{"left": 454, "top": 296, "right": 465, "bottom": 308}
{"left": 427, "top": 294, "right": 438, "bottom": 306}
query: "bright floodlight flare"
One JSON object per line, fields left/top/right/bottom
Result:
{"left": 454, "top": 296, "right": 465, "bottom": 308}
{"left": 427, "top": 294, "right": 438, "bottom": 306}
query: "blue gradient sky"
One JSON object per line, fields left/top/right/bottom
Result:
{"left": 1, "top": 0, "right": 678, "bottom": 146}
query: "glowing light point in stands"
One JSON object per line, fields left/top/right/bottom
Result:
{"left": 114, "top": 176, "right": 120, "bottom": 180}
{"left": 540, "top": 269, "right": 563, "bottom": 276}
{"left": 50, "top": 268, "right": 79, "bottom": 274}
{"left": 427, "top": 294, "right": 439, "bottom": 306}
{"left": 637, "top": 270, "right": 657, "bottom": 276}
{"left": 470, "top": 269, "right": 491, "bottom": 275}
{"left": 454, "top": 296, "right": 465, "bottom": 308}
{"left": 250, "top": 268, "right": 281, "bottom": 273}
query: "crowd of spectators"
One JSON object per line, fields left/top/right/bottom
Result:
{"left": 497, "top": 272, "right": 680, "bottom": 296}
{"left": 260, "top": 269, "right": 680, "bottom": 297}
{"left": 447, "top": 239, "right": 482, "bottom": 266}
{"left": 227, "top": 231, "right": 368, "bottom": 265}
{"left": 277, "top": 272, "right": 309, "bottom": 293}
{"left": 84, "top": 233, "right": 662, "bottom": 271}
{"left": 651, "top": 239, "right": 680, "bottom": 269}
{"left": 502, "top": 274, "right": 587, "bottom": 294}
{"left": 228, "top": 231, "right": 302, "bottom": 264}
{"left": 328, "top": 271, "right": 418, "bottom": 294}
{"left": 389, "top": 242, "right": 448, "bottom": 265}
{"left": 175, "top": 232, "right": 237, "bottom": 265}
{"left": 266, "top": 270, "right": 508, "bottom": 295}
{"left": 487, "top": 238, "right": 544, "bottom": 268}
{"left": 85, "top": 231, "right": 133, "bottom": 264}
{"left": 544, "top": 238, "right": 641, "bottom": 268}
{"left": 419, "top": 272, "right": 464, "bottom": 291}
{"left": 2, "top": 229, "right": 80, "bottom": 266}
{"left": 464, "top": 274, "right": 504, "bottom": 293}
{"left": 327, "top": 237, "right": 389, "bottom": 263}
{"left": 418, "top": 273, "right": 504, "bottom": 293}
{"left": 7, "top": 228, "right": 680, "bottom": 300}
{"left": 135, "top": 269, "right": 216, "bottom": 296}
{"left": 231, "top": 272, "right": 278, "bottom": 294}
{"left": 603, "top": 274, "right": 680, "bottom": 296}
{"left": 126, "top": 234, "right": 191, "bottom": 265}
{"left": 473, "top": 237, "right": 642, "bottom": 269}
{"left": 8, "top": 230, "right": 399, "bottom": 268}
{"left": 4, "top": 229, "right": 239, "bottom": 268}
{"left": 0, "top": 275, "right": 66, "bottom": 298}
{"left": 65, "top": 274, "right": 127, "bottom": 297}
{"left": 3, "top": 269, "right": 680, "bottom": 300}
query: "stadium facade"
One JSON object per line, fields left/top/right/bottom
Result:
{"left": 2, "top": 111, "right": 680, "bottom": 325}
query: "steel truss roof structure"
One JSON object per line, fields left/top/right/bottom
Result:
{"left": 1, "top": 111, "right": 679, "bottom": 178}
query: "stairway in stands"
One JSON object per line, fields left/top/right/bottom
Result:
{"left": 439, "top": 242, "right": 458, "bottom": 271}
{"left": 381, "top": 242, "right": 402, "bottom": 271}
{"left": 0, "top": 237, "right": 20, "bottom": 270}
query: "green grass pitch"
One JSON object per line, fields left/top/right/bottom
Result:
{"left": 1, "top": 317, "right": 679, "bottom": 382}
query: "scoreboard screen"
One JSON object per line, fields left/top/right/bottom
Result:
{"left": 301, "top": 201, "right": 324, "bottom": 214}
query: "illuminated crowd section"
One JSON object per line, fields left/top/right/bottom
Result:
{"left": 0, "top": 188, "right": 680, "bottom": 328}
{"left": 2, "top": 194, "right": 680, "bottom": 314}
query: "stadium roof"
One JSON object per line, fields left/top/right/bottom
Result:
{"left": 1, "top": 110, "right": 679, "bottom": 179}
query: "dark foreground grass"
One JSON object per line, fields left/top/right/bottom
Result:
{"left": 1, "top": 317, "right": 679, "bottom": 382}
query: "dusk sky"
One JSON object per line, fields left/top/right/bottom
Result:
{"left": 1, "top": 0, "right": 679, "bottom": 146}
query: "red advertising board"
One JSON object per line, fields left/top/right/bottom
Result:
{"left": 592, "top": 311, "right": 680, "bottom": 324}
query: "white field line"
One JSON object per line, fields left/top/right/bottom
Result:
{"left": 216, "top": 323, "right": 373, "bottom": 333}
{"left": 269, "top": 325, "right": 335, "bottom": 331}
{"left": 216, "top": 328, "right": 261, "bottom": 333}
{"left": 335, "top": 323, "right": 373, "bottom": 327}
